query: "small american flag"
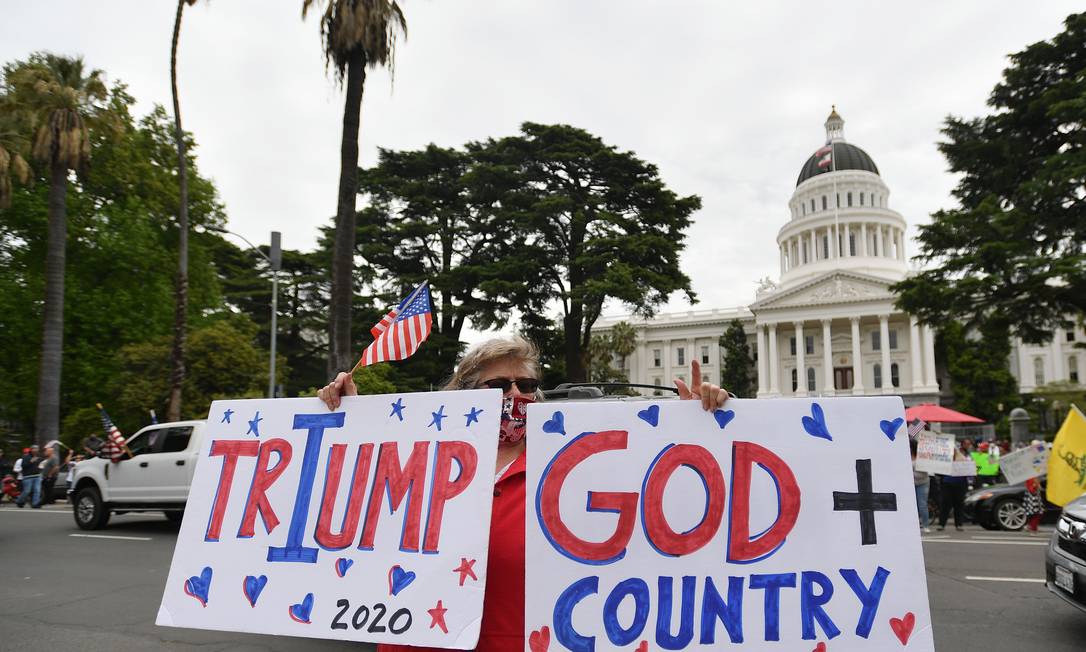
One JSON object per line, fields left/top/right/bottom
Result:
{"left": 96, "top": 403, "right": 129, "bottom": 463}
{"left": 816, "top": 141, "right": 833, "bottom": 169}
{"left": 908, "top": 418, "right": 928, "bottom": 439}
{"left": 358, "top": 281, "right": 433, "bottom": 367}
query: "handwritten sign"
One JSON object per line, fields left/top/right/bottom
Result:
{"left": 913, "top": 432, "right": 956, "bottom": 475}
{"left": 999, "top": 444, "right": 1048, "bottom": 485}
{"left": 525, "top": 397, "right": 934, "bottom": 651}
{"left": 157, "top": 390, "right": 501, "bottom": 648}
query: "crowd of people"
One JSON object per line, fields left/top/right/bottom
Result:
{"left": 0, "top": 443, "right": 90, "bottom": 508}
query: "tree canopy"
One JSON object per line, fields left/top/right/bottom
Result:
{"left": 894, "top": 12, "right": 1086, "bottom": 343}
{"left": 719, "top": 319, "right": 753, "bottom": 398}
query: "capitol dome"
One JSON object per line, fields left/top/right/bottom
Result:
{"left": 796, "top": 141, "right": 879, "bottom": 185}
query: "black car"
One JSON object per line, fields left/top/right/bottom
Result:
{"left": 1046, "top": 494, "right": 1086, "bottom": 613}
{"left": 963, "top": 478, "right": 1062, "bottom": 530}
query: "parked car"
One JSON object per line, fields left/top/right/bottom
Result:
{"left": 69, "top": 420, "right": 207, "bottom": 529}
{"left": 963, "top": 478, "right": 1062, "bottom": 530}
{"left": 1046, "top": 494, "right": 1086, "bottom": 613}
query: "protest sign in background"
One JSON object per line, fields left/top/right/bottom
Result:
{"left": 525, "top": 397, "right": 934, "bottom": 651}
{"left": 157, "top": 390, "right": 501, "bottom": 648}
{"left": 914, "top": 432, "right": 956, "bottom": 475}
{"left": 998, "top": 444, "right": 1048, "bottom": 485}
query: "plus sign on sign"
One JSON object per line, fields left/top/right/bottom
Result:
{"left": 525, "top": 396, "right": 933, "bottom": 651}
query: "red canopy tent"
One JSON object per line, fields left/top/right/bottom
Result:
{"left": 905, "top": 403, "right": 984, "bottom": 424}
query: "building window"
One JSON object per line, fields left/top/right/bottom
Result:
{"left": 807, "top": 367, "right": 816, "bottom": 391}
{"left": 805, "top": 335, "right": 815, "bottom": 355}
{"left": 888, "top": 329, "right": 898, "bottom": 350}
{"left": 790, "top": 337, "right": 797, "bottom": 356}
{"left": 847, "top": 192, "right": 853, "bottom": 207}
{"left": 802, "top": 203, "right": 806, "bottom": 216}
{"left": 802, "top": 242, "right": 809, "bottom": 264}
{"left": 1033, "top": 357, "right": 1045, "bottom": 386}
{"left": 872, "top": 331, "right": 881, "bottom": 351}
{"left": 873, "top": 363, "right": 883, "bottom": 389}
{"left": 811, "top": 199, "right": 815, "bottom": 212}
{"left": 891, "top": 363, "right": 900, "bottom": 388}
{"left": 653, "top": 349, "right": 661, "bottom": 367}
{"left": 791, "top": 368, "right": 798, "bottom": 392}
{"left": 860, "top": 193, "right": 865, "bottom": 206}
{"left": 676, "top": 347, "right": 685, "bottom": 366}
{"left": 1067, "top": 330, "right": 1077, "bottom": 342}
{"left": 849, "top": 233, "right": 856, "bottom": 256}
{"left": 870, "top": 193, "right": 875, "bottom": 206}
{"left": 1069, "top": 356, "right": 1079, "bottom": 384}
{"left": 822, "top": 196, "right": 827, "bottom": 210}
{"left": 701, "top": 345, "right": 710, "bottom": 364}
{"left": 823, "top": 234, "right": 829, "bottom": 257}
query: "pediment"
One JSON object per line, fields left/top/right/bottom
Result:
{"left": 752, "top": 272, "right": 896, "bottom": 310}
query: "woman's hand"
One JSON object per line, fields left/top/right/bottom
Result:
{"left": 673, "top": 360, "right": 731, "bottom": 411}
{"left": 318, "top": 371, "right": 358, "bottom": 410}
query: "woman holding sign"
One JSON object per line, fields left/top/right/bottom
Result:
{"left": 319, "top": 336, "right": 730, "bottom": 652}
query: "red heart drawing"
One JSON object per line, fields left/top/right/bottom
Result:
{"left": 813, "top": 643, "right": 827, "bottom": 652}
{"left": 636, "top": 641, "right": 648, "bottom": 652}
{"left": 529, "top": 625, "right": 550, "bottom": 652}
{"left": 889, "top": 612, "right": 916, "bottom": 645}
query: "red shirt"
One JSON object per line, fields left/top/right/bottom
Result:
{"left": 378, "top": 450, "right": 526, "bottom": 652}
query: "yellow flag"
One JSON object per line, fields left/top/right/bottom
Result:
{"left": 1047, "top": 404, "right": 1086, "bottom": 506}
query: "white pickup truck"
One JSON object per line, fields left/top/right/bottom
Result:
{"left": 70, "top": 420, "right": 207, "bottom": 530}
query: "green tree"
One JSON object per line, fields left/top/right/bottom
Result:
{"left": 719, "top": 319, "right": 753, "bottom": 397}
{"left": 894, "top": 12, "right": 1086, "bottom": 343}
{"left": 0, "top": 107, "right": 31, "bottom": 208}
{"left": 587, "top": 321, "right": 637, "bottom": 383}
{"left": 166, "top": 0, "right": 202, "bottom": 421}
{"left": 475, "top": 123, "right": 700, "bottom": 381}
{"left": 4, "top": 54, "right": 109, "bottom": 444}
{"left": 303, "top": 0, "right": 407, "bottom": 376}
{"left": 938, "top": 320, "right": 1019, "bottom": 422}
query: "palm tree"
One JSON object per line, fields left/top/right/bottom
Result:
{"left": 0, "top": 110, "right": 32, "bottom": 209}
{"left": 167, "top": 0, "right": 200, "bottom": 422}
{"left": 302, "top": 0, "right": 407, "bottom": 375}
{"left": 9, "top": 55, "right": 107, "bottom": 444}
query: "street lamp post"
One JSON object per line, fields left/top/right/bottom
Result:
{"left": 206, "top": 226, "right": 282, "bottom": 398}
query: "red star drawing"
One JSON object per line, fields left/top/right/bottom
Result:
{"left": 453, "top": 557, "right": 477, "bottom": 586}
{"left": 428, "top": 599, "right": 449, "bottom": 634}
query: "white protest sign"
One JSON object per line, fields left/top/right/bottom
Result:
{"left": 999, "top": 443, "right": 1049, "bottom": 485}
{"left": 525, "top": 397, "right": 933, "bottom": 651}
{"left": 157, "top": 390, "right": 501, "bottom": 648}
{"left": 914, "top": 432, "right": 957, "bottom": 475}
{"left": 950, "top": 459, "right": 977, "bottom": 477}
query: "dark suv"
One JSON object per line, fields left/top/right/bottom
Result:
{"left": 1046, "top": 494, "right": 1086, "bottom": 613}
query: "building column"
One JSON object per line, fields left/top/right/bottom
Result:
{"left": 768, "top": 323, "right": 780, "bottom": 396}
{"left": 822, "top": 319, "right": 834, "bottom": 395}
{"left": 1052, "top": 328, "right": 1065, "bottom": 381}
{"left": 879, "top": 315, "right": 892, "bottom": 393}
{"left": 832, "top": 224, "right": 839, "bottom": 258}
{"left": 909, "top": 317, "right": 923, "bottom": 394}
{"left": 923, "top": 325, "right": 938, "bottom": 390}
{"left": 875, "top": 225, "right": 884, "bottom": 258}
{"left": 850, "top": 317, "right": 865, "bottom": 394}
{"left": 756, "top": 324, "right": 768, "bottom": 397}
{"left": 809, "top": 230, "right": 817, "bottom": 262}
{"left": 899, "top": 229, "right": 907, "bottom": 261}
{"left": 794, "top": 321, "right": 806, "bottom": 397}
{"left": 780, "top": 245, "right": 787, "bottom": 274}
{"left": 860, "top": 223, "right": 868, "bottom": 256}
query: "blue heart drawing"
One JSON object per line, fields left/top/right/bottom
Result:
{"left": 288, "top": 593, "right": 314, "bottom": 624}
{"left": 637, "top": 404, "right": 660, "bottom": 427}
{"left": 183, "top": 566, "right": 212, "bottom": 607}
{"left": 714, "top": 409, "right": 735, "bottom": 430}
{"left": 801, "top": 403, "right": 832, "bottom": 441}
{"left": 242, "top": 574, "right": 267, "bottom": 607}
{"left": 389, "top": 565, "right": 417, "bottom": 596}
{"left": 335, "top": 557, "right": 354, "bottom": 578}
{"left": 542, "top": 411, "right": 566, "bottom": 436}
{"left": 880, "top": 417, "right": 904, "bottom": 442}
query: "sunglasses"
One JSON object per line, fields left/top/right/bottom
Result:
{"left": 479, "top": 377, "right": 540, "bottom": 393}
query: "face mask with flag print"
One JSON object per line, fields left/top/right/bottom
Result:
{"left": 499, "top": 396, "right": 533, "bottom": 444}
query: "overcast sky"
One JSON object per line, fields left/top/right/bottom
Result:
{"left": 3, "top": 1, "right": 1080, "bottom": 341}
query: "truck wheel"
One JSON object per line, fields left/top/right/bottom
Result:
{"left": 73, "top": 486, "right": 110, "bottom": 530}
{"left": 164, "top": 510, "right": 184, "bottom": 525}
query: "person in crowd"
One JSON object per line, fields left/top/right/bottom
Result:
{"left": 40, "top": 445, "right": 59, "bottom": 505}
{"left": 936, "top": 440, "right": 970, "bottom": 532}
{"left": 1023, "top": 476, "right": 1044, "bottom": 535}
{"left": 317, "top": 336, "right": 730, "bottom": 652}
{"left": 15, "top": 444, "right": 42, "bottom": 509}
{"left": 911, "top": 439, "right": 931, "bottom": 533}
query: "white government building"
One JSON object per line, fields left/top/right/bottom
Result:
{"left": 595, "top": 109, "right": 1083, "bottom": 403}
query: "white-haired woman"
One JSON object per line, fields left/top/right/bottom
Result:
{"left": 318, "top": 336, "right": 729, "bottom": 652}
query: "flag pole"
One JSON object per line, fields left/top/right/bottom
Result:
{"left": 349, "top": 280, "right": 430, "bottom": 374}
{"left": 831, "top": 133, "right": 841, "bottom": 266}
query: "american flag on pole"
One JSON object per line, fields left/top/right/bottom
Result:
{"left": 96, "top": 403, "right": 129, "bottom": 462}
{"left": 358, "top": 281, "right": 433, "bottom": 367}
{"left": 816, "top": 140, "right": 833, "bottom": 169}
{"left": 908, "top": 418, "right": 928, "bottom": 439}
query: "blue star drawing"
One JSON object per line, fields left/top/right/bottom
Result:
{"left": 464, "top": 407, "right": 483, "bottom": 427}
{"left": 390, "top": 398, "right": 406, "bottom": 422}
{"left": 429, "top": 405, "right": 447, "bottom": 432}
{"left": 246, "top": 411, "right": 263, "bottom": 437}
{"left": 221, "top": 409, "right": 234, "bottom": 424}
